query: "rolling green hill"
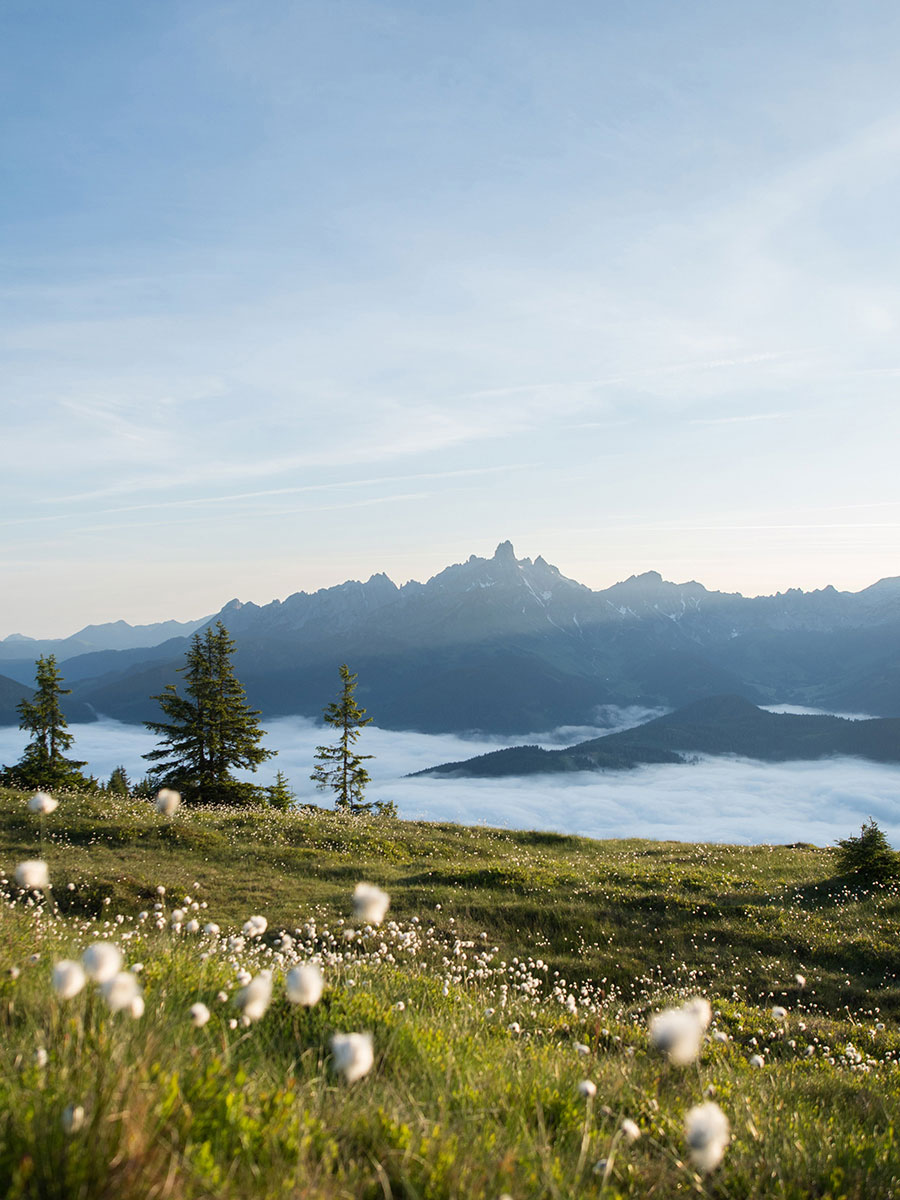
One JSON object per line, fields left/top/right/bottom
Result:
{"left": 1, "top": 786, "right": 899, "bottom": 1198}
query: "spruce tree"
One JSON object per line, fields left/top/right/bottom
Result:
{"left": 311, "top": 664, "right": 374, "bottom": 812}
{"left": 2, "top": 655, "right": 89, "bottom": 789}
{"left": 107, "top": 765, "right": 130, "bottom": 795}
{"left": 266, "top": 770, "right": 295, "bottom": 811}
{"left": 835, "top": 820, "right": 900, "bottom": 882}
{"left": 143, "top": 622, "right": 274, "bottom": 805}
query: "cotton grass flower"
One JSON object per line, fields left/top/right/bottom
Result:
{"left": 52, "top": 960, "right": 86, "bottom": 1000}
{"left": 772, "top": 1005, "right": 788, "bottom": 1021}
{"left": 15, "top": 860, "right": 49, "bottom": 890}
{"left": 648, "top": 1005, "right": 705, "bottom": 1065}
{"left": 82, "top": 942, "right": 122, "bottom": 984}
{"left": 577, "top": 1079, "right": 597, "bottom": 1099}
{"left": 331, "top": 1032, "right": 374, "bottom": 1083}
{"left": 243, "top": 915, "right": 268, "bottom": 938}
{"left": 749, "top": 1053, "right": 765, "bottom": 1068}
{"left": 352, "top": 883, "right": 390, "bottom": 926}
{"left": 621, "top": 1118, "right": 641, "bottom": 1143}
{"left": 684, "top": 1101, "right": 730, "bottom": 1173}
{"left": 682, "top": 996, "right": 712, "bottom": 1030}
{"left": 101, "top": 972, "right": 142, "bottom": 1015}
{"left": 28, "top": 791, "right": 58, "bottom": 814}
{"left": 285, "top": 963, "right": 324, "bottom": 1007}
{"left": 234, "top": 971, "right": 272, "bottom": 1021}
{"left": 155, "top": 788, "right": 181, "bottom": 815}
{"left": 189, "top": 1002, "right": 211, "bottom": 1027}
{"left": 61, "top": 1104, "right": 85, "bottom": 1134}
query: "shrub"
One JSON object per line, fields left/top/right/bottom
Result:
{"left": 834, "top": 820, "right": 900, "bottom": 882}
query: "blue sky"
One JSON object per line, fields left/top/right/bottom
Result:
{"left": 3, "top": 0, "right": 900, "bottom": 638}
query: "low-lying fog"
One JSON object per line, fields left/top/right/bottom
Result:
{"left": 2, "top": 706, "right": 898, "bottom": 846}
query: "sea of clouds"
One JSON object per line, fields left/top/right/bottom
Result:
{"left": 1, "top": 707, "right": 898, "bottom": 847}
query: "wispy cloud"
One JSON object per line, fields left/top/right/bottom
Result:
{"left": 41, "top": 463, "right": 531, "bottom": 513}
{"left": 690, "top": 412, "right": 789, "bottom": 426}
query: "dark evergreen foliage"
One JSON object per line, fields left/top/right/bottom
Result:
{"left": 0, "top": 655, "right": 90, "bottom": 789}
{"left": 311, "top": 664, "right": 374, "bottom": 812}
{"left": 834, "top": 820, "right": 900, "bottom": 882}
{"left": 143, "top": 623, "right": 274, "bottom": 805}
{"left": 266, "top": 770, "right": 295, "bottom": 811}
{"left": 107, "top": 765, "right": 130, "bottom": 795}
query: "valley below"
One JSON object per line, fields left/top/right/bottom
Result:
{"left": 3, "top": 707, "right": 899, "bottom": 846}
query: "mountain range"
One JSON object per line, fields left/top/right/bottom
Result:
{"left": 2, "top": 542, "right": 899, "bottom": 733}
{"left": 414, "top": 694, "right": 900, "bottom": 776}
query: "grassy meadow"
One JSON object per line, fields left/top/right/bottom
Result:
{"left": 1, "top": 784, "right": 899, "bottom": 1198}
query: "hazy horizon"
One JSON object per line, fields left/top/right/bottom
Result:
{"left": 3, "top": 548, "right": 899, "bottom": 644}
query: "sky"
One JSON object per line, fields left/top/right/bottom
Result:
{"left": 1, "top": 714, "right": 897, "bottom": 846}
{"left": 3, "top": 0, "right": 900, "bottom": 639}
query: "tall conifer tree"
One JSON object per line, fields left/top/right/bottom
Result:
{"left": 311, "top": 664, "right": 374, "bottom": 811}
{"left": 144, "top": 622, "right": 273, "bottom": 804}
{"left": 2, "top": 655, "right": 88, "bottom": 789}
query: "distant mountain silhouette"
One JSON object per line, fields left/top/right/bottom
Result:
{"left": 0, "top": 670, "right": 97, "bottom": 729}
{"left": 3, "top": 543, "right": 900, "bottom": 733}
{"left": 414, "top": 695, "right": 900, "bottom": 776}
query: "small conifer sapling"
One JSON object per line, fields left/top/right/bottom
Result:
{"left": 311, "top": 664, "right": 374, "bottom": 812}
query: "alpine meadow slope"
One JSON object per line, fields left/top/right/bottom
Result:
{"left": 1, "top": 784, "right": 900, "bottom": 1198}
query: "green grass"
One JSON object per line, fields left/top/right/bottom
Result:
{"left": 1, "top": 786, "right": 899, "bottom": 1198}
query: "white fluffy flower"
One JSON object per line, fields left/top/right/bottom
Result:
{"left": 61, "top": 1104, "right": 85, "bottom": 1134}
{"left": 749, "top": 1053, "right": 765, "bottom": 1068}
{"left": 190, "top": 1002, "right": 211, "bottom": 1027}
{"left": 15, "top": 860, "right": 49, "bottom": 890}
{"left": 82, "top": 942, "right": 122, "bottom": 984}
{"left": 577, "top": 1079, "right": 597, "bottom": 1099}
{"left": 203, "top": 923, "right": 220, "bottom": 936}
{"left": 772, "top": 1005, "right": 788, "bottom": 1021}
{"left": 155, "top": 788, "right": 181, "bottom": 815}
{"left": 682, "top": 996, "right": 712, "bottom": 1030}
{"left": 285, "top": 963, "right": 324, "bottom": 1007}
{"left": 101, "top": 971, "right": 142, "bottom": 1015}
{"left": 352, "top": 883, "right": 390, "bottom": 926}
{"left": 649, "top": 1006, "right": 704, "bottom": 1065}
{"left": 234, "top": 971, "right": 272, "bottom": 1021}
{"left": 685, "top": 1101, "right": 730, "bottom": 1173}
{"left": 621, "top": 1118, "right": 641, "bottom": 1143}
{"left": 331, "top": 1032, "right": 374, "bottom": 1083}
{"left": 28, "top": 791, "right": 58, "bottom": 814}
{"left": 243, "top": 915, "right": 268, "bottom": 939}
{"left": 52, "top": 960, "right": 86, "bottom": 1000}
